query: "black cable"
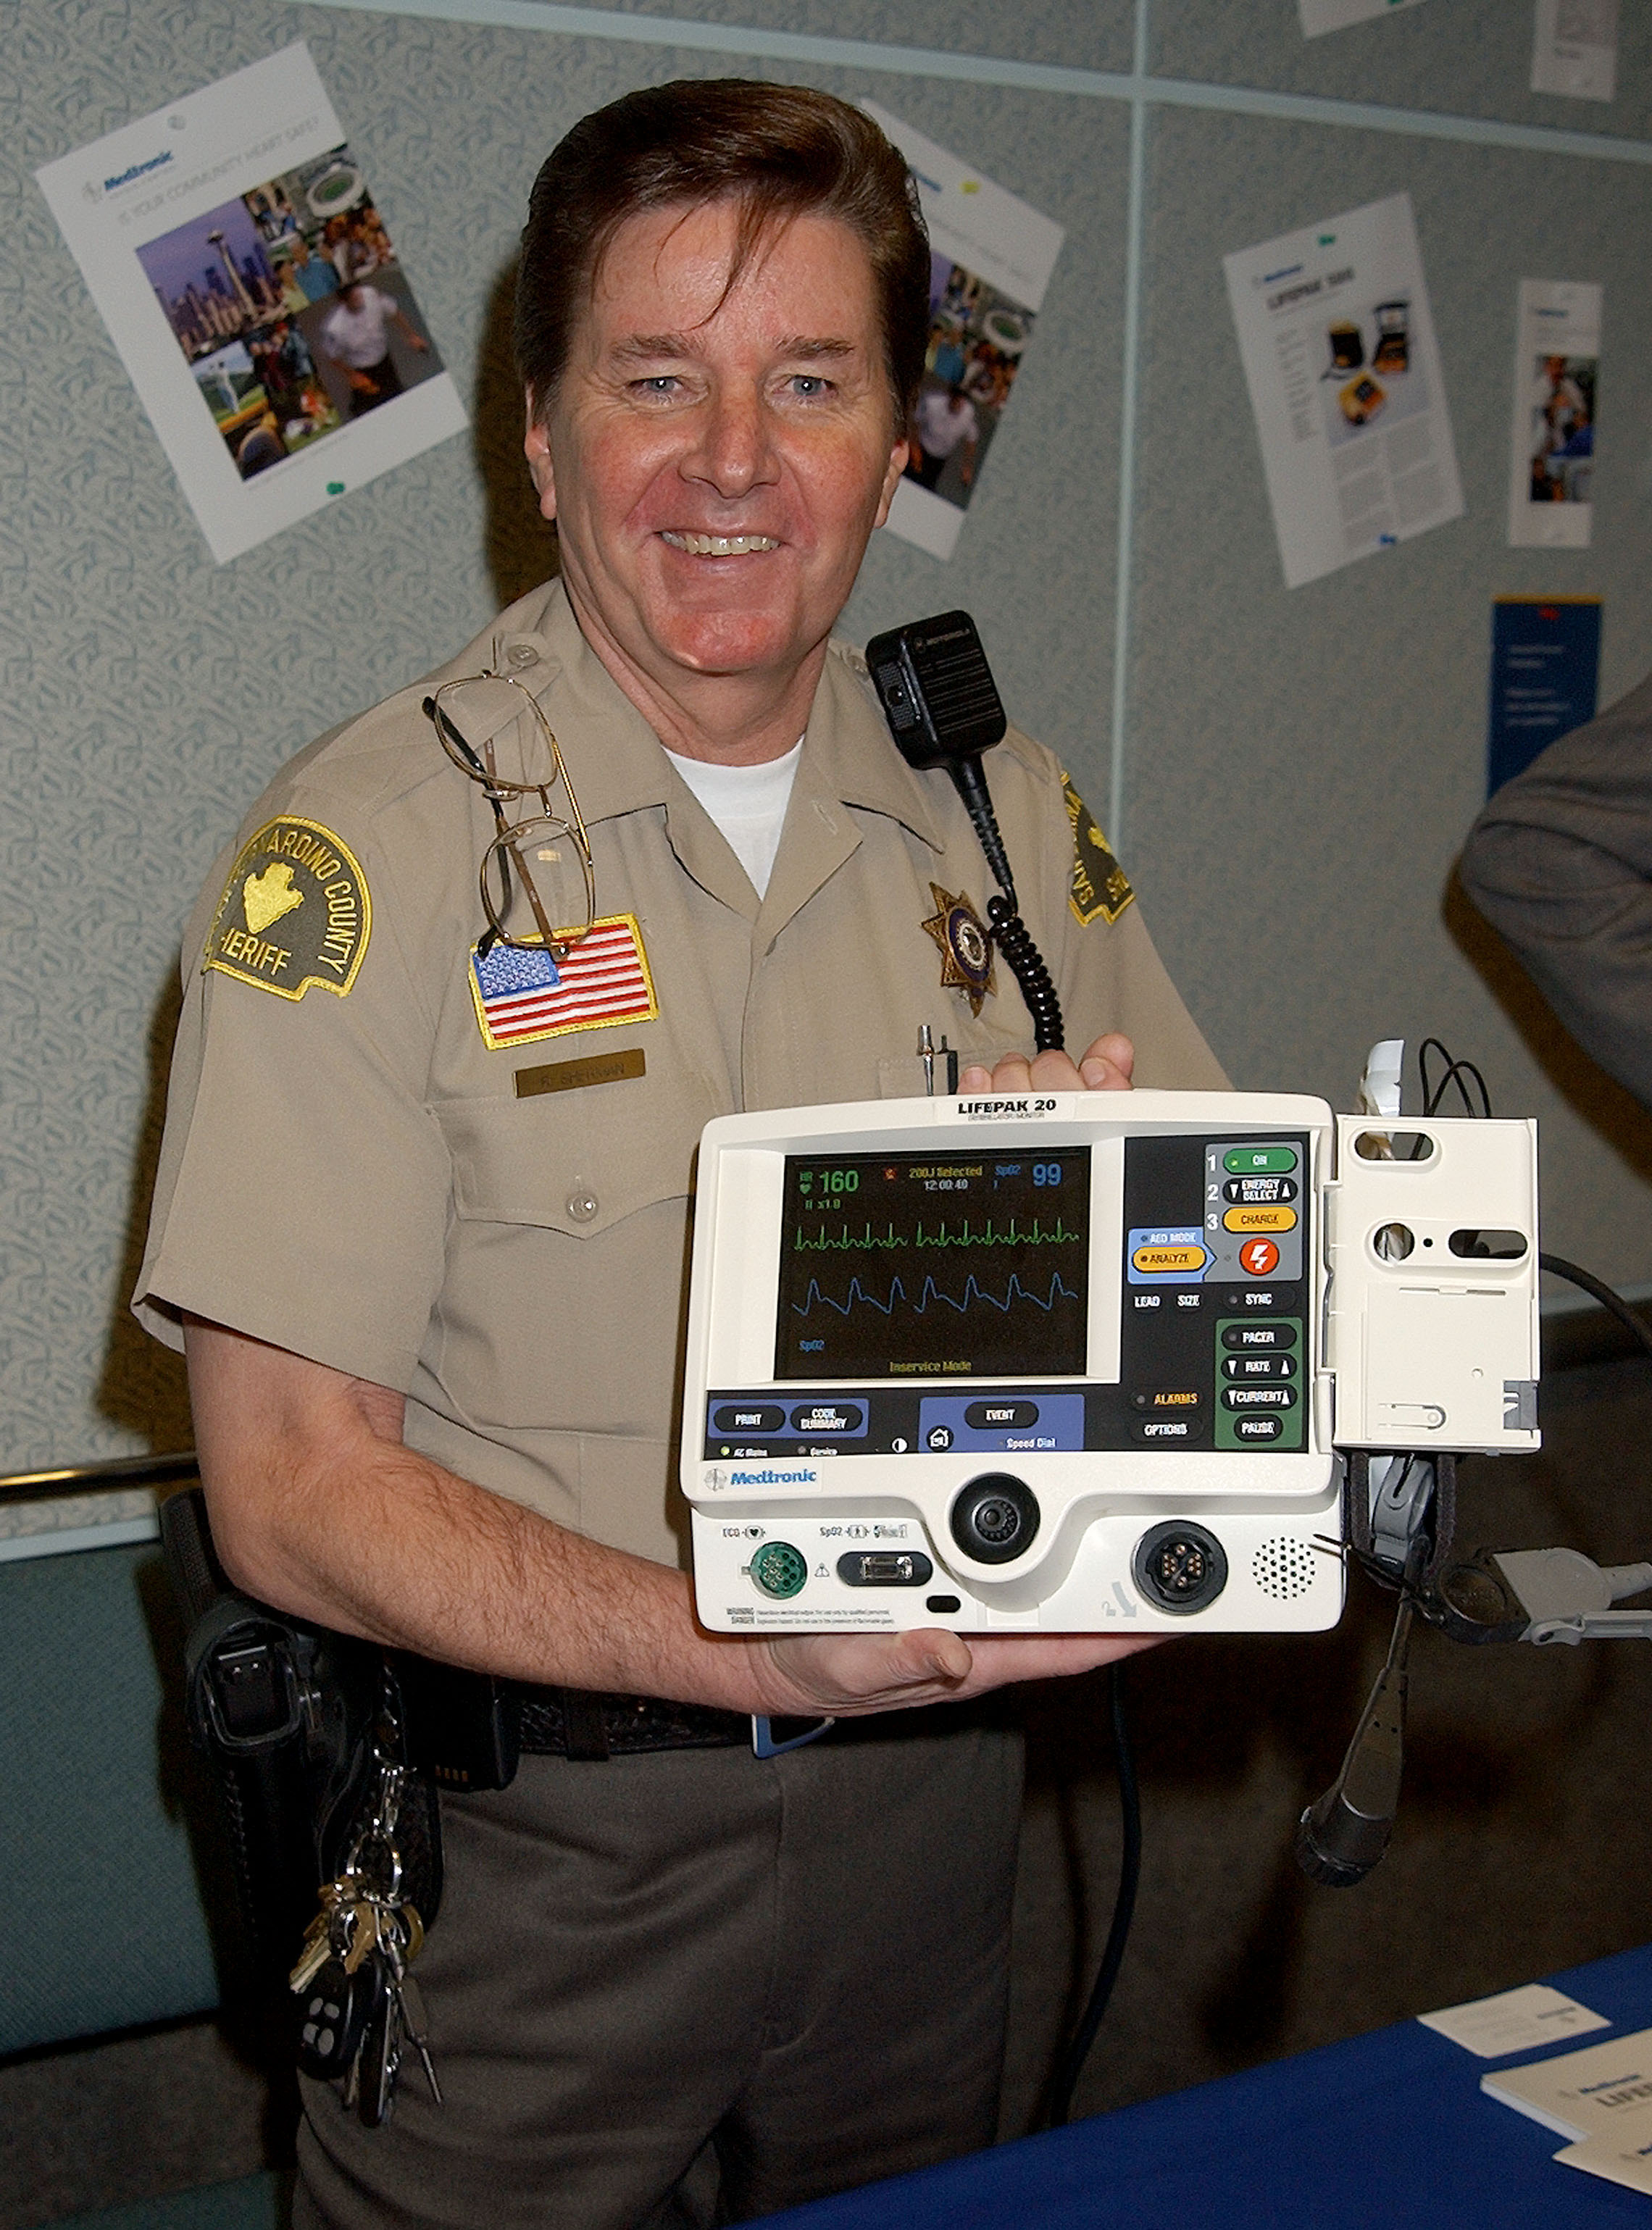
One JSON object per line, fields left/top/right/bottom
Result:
{"left": 1540, "top": 1252, "right": 1652, "bottom": 1364}
{"left": 1047, "top": 1661, "right": 1141, "bottom": 2129}
{"left": 988, "top": 894, "right": 1064, "bottom": 1053}
{"left": 1418, "top": 1037, "right": 1491, "bottom": 1119}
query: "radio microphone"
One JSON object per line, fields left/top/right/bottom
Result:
{"left": 1295, "top": 1596, "right": 1412, "bottom": 1887}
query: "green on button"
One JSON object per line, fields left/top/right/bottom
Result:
{"left": 1224, "top": 1144, "right": 1298, "bottom": 1175}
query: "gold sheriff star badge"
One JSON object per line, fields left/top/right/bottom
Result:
{"left": 921, "top": 883, "right": 996, "bottom": 1016}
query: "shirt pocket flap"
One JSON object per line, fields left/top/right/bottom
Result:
{"left": 437, "top": 1069, "right": 723, "bottom": 1237}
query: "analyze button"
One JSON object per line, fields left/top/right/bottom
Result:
{"left": 1222, "top": 1205, "right": 1298, "bottom": 1235}
{"left": 1132, "top": 1243, "right": 1209, "bottom": 1275}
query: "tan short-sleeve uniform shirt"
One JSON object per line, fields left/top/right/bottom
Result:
{"left": 137, "top": 582, "right": 1225, "bottom": 1569}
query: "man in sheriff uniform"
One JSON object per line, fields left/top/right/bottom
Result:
{"left": 137, "top": 80, "right": 1226, "bottom": 2230}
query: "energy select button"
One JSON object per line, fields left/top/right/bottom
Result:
{"left": 788, "top": 1403, "right": 864, "bottom": 1435}
{"left": 1223, "top": 1145, "right": 1298, "bottom": 1176}
{"left": 1222, "top": 1386, "right": 1297, "bottom": 1410}
{"left": 712, "top": 1404, "right": 786, "bottom": 1435}
{"left": 1233, "top": 1415, "right": 1284, "bottom": 1443}
{"left": 1222, "top": 1205, "right": 1297, "bottom": 1235}
{"left": 965, "top": 1400, "right": 1038, "bottom": 1430}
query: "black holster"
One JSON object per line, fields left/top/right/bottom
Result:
{"left": 161, "top": 1488, "right": 504, "bottom": 1984}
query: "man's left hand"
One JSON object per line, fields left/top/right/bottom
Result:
{"left": 958, "top": 1031, "right": 1133, "bottom": 1097}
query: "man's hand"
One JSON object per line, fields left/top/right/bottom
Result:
{"left": 759, "top": 1628, "right": 1157, "bottom": 1718}
{"left": 959, "top": 1030, "right": 1133, "bottom": 1097}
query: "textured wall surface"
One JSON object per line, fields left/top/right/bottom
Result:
{"left": 3, "top": 0, "right": 1650, "bottom": 1478}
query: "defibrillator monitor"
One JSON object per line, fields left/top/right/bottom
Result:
{"left": 682, "top": 1092, "right": 1540, "bottom": 1636}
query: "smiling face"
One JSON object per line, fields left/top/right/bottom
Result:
{"left": 522, "top": 199, "right": 908, "bottom": 758}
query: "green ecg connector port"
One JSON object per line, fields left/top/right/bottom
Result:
{"left": 750, "top": 1542, "right": 809, "bottom": 1599}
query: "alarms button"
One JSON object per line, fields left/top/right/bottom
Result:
{"left": 1222, "top": 1205, "right": 1297, "bottom": 1234}
{"left": 965, "top": 1400, "right": 1039, "bottom": 1429}
{"left": 712, "top": 1405, "right": 785, "bottom": 1434}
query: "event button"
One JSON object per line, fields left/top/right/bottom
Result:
{"left": 788, "top": 1403, "right": 864, "bottom": 1434}
{"left": 712, "top": 1405, "right": 785, "bottom": 1434}
{"left": 1132, "top": 1242, "right": 1208, "bottom": 1275}
{"left": 1224, "top": 1145, "right": 1298, "bottom": 1175}
{"left": 1232, "top": 1415, "right": 1284, "bottom": 1442}
{"left": 965, "top": 1400, "right": 1039, "bottom": 1430}
{"left": 1222, "top": 1386, "right": 1297, "bottom": 1410}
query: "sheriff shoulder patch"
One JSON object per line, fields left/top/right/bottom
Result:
{"left": 1061, "top": 772, "right": 1135, "bottom": 927}
{"left": 202, "top": 817, "right": 370, "bottom": 999}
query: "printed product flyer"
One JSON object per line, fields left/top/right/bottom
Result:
{"left": 1224, "top": 192, "right": 1464, "bottom": 590}
{"left": 36, "top": 43, "right": 467, "bottom": 563}
{"left": 1508, "top": 280, "right": 1602, "bottom": 548}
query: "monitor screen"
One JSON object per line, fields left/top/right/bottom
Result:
{"left": 774, "top": 1150, "right": 1090, "bottom": 1380}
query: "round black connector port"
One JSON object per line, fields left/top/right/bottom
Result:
{"left": 1132, "top": 1521, "right": 1228, "bottom": 1614}
{"left": 950, "top": 1474, "right": 1040, "bottom": 1565}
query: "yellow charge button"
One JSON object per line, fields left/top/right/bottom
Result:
{"left": 1222, "top": 1205, "right": 1298, "bottom": 1235}
{"left": 1132, "top": 1243, "right": 1208, "bottom": 1274}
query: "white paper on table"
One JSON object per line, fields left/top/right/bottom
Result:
{"left": 34, "top": 43, "right": 467, "bottom": 564}
{"left": 1481, "top": 2026, "right": 1652, "bottom": 2141}
{"left": 1298, "top": 0, "right": 1427, "bottom": 38}
{"left": 1557, "top": 2107, "right": 1652, "bottom": 2196}
{"left": 1418, "top": 1982, "right": 1611, "bottom": 2060}
{"left": 1532, "top": 0, "right": 1619, "bottom": 102}
{"left": 1223, "top": 192, "right": 1463, "bottom": 591}
{"left": 1508, "top": 280, "right": 1601, "bottom": 548}
{"left": 862, "top": 102, "right": 1064, "bottom": 561}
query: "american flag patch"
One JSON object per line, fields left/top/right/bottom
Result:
{"left": 469, "top": 914, "right": 657, "bottom": 1051}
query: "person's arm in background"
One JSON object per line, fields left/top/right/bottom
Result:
{"left": 1461, "top": 669, "right": 1652, "bottom": 1107}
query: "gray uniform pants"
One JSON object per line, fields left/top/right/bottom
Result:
{"left": 295, "top": 1711, "right": 1024, "bottom": 2229}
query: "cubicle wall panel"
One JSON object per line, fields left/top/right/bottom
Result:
{"left": 1127, "top": 103, "right": 1652, "bottom": 1285}
{"left": 1154, "top": 0, "right": 1652, "bottom": 143}
{"left": 0, "top": 1543, "right": 220, "bottom": 2056}
{"left": 4, "top": 1, "right": 1130, "bottom": 1469}
{"left": 505, "top": 0, "right": 1135, "bottom": 73}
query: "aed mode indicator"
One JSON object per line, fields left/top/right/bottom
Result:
{"left": 775, "top": 1151, "right": 1090, "bottom": 1381}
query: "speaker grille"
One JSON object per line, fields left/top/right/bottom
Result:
{"left": 1252, "top": 1537, "right": 1319, "bottom": 1600}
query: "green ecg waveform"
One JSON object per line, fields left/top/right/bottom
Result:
{"left": 793, "top": 1215, "right": 1081, "bottom": 1253}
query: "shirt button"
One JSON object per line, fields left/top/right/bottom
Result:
{"left": 567, "top": 1186, "right": 598, "bottom": 1224}
{"left": 506, "top": 642, "right": 538, "bottom": 669}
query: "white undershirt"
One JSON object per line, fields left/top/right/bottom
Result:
{"left": 663, "top": 739, "right": 804, "bottom": 899}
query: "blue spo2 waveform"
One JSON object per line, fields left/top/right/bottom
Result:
{"left": 775, "top": 1151, "right": 1090, "bottom": 1380}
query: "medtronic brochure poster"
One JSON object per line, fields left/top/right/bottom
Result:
{"left": 1508, "top": 280, "right": 1601, "bottom": 548}
{"left": 862, "top": 102, "right": 1064, "bottom": 563}
{"left": 36, "top": 44, "right": 467, "bottom": 564}
{"left": 1486, "top": 596, "right": 1601, "bottom": 796}
{"left": 1224, "top": 193, "right": 1463, "bottom": 591}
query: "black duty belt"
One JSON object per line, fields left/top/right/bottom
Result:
{"left": 517, "top": 1687, "right": 752, "bottom": 1760}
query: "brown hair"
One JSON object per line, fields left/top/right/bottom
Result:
{"left": 514, "top": 80, "right": 930, "bottom": 434}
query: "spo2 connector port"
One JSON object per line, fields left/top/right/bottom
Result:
{"left": 1132, "top": 1521, "right": 1229, "bottom": 1614}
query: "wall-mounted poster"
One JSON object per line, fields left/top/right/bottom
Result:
{"left": 1224, "top": 192, "right": 1463, "bottom": 590}
{"left": 1532, "top": 0, "right": 1619, "bottom": 101}
{"left": 36, "top": 43, "right": 466, "bottom": 564}
{"left": 1508, "top": 280, "right": 1602, "bottom": 548}
{"left": 862, "top": 102, "right": 1064, "bottom": 562}
{"left": 1298, "top": 0, "right": 1427, "bottom": 38}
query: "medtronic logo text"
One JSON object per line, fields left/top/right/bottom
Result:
{"left": 100, "top": 149, "right": 174, "bottom": 193}
{"left": 729, "top": 1467, "right": 818, "bottom": 1486}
